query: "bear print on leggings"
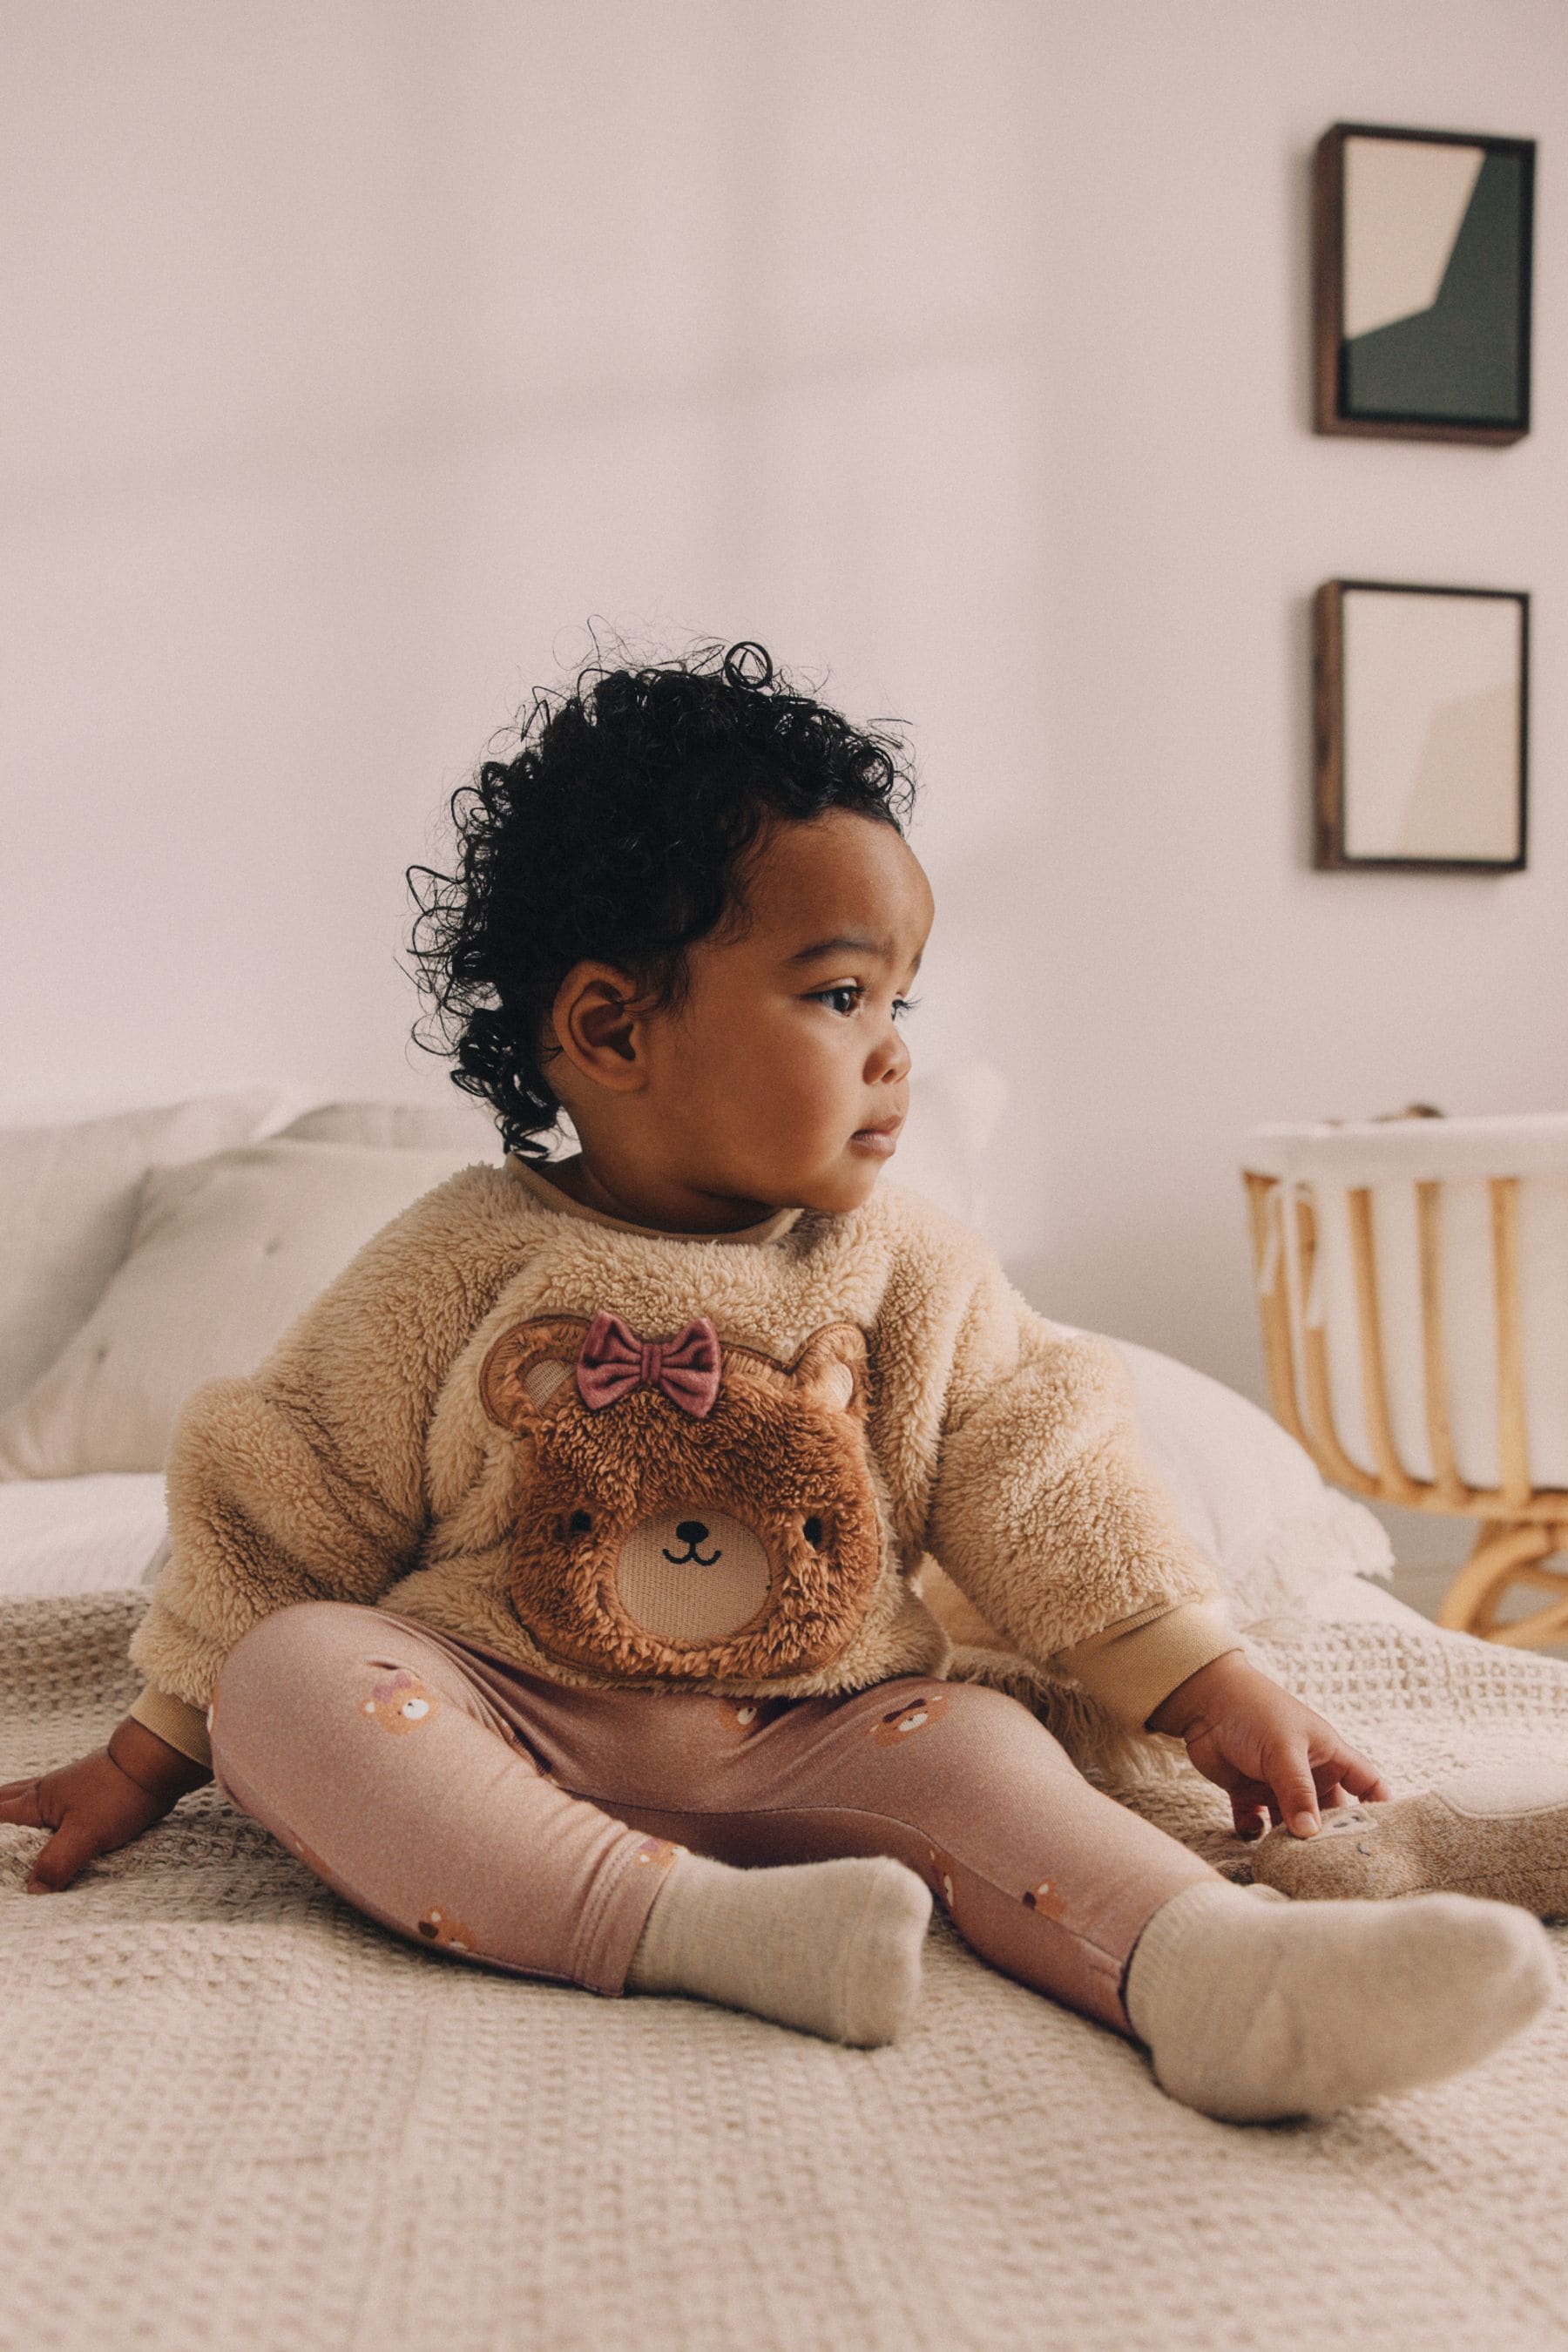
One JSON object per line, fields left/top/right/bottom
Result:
{"left": 361, "top": 1671, "right": 442, "bottom": 1734}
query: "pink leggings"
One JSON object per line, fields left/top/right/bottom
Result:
{"left": 208, "top": 1601, "right": 1219, "bottom": 2037}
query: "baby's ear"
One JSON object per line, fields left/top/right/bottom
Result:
{"left": 787, "top": 1323, "right": 869, "bottom": 1418}
{"left": 479, "top": 1316, "right": 589, "bottom": 1432}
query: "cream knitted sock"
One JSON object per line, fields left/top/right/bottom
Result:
{"left": 625, "top": 1850, "right": 933, "bottom": 2047}
{"left": 1124, "top": 1877, "right": 1556, "bottom": 2123}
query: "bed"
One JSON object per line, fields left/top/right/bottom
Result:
{"left": 3, "top": 1083, "right": 1565, "bottom": 2352}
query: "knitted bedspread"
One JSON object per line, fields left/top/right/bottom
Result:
{"left": 3, "top": 1594, "right": 1567, "bottom": 2352}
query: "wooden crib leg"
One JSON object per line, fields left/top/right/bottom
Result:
{"left": 1436, "top": 1521, "right": 1568, "bottom": 1647}
{"left": 1484, "top": 1544, "right": 1568, "bottom": 1648}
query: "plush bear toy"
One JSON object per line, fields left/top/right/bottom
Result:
{"left": 1249, "top": 1761, "right": 1568, "bottom": 1920}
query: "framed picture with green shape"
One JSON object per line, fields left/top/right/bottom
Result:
{"left": 1314, "top": 123, "right": 1534, "bottom": 443}
{"left": 1313, "top": 581, "right": 1529, "bottom": 872}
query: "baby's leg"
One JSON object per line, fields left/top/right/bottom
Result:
{"left": 871, "top": 1679, "right": 1556, "bottom": 2119}
{"left": 523, "top": 1672, "right": 1213, "bottom": 2042}
{"left": 595, "top": 1674, "right": 1556, "bottom": 2118}
{"left": 210, "top": 1602, "right": 927, "bottom": 2043}
{"left": 209, "top": 1601, "right": 679, "bottom": 1994}
{"left": 647, "top": 1674, "right": 1224, "bottom": 2037}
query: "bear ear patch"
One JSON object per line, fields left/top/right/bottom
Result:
{"left": 787, "top": 1323, "right": 869, "bottom": 1416}
{"left": 479, "top": 1316, "right": 589, "bottom": 1431}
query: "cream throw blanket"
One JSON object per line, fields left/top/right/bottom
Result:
{"left": 3, "top": 1592, "right": 1566, "bottom": 2352}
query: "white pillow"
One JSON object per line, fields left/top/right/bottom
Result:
{"left": 0, "top": 1139, "right": 489, "bottom": 1478}
{"left": 1107, "top": 1335, "right": 1394, "bottom": 1623}
{"left": 277, "top": 1097, "right": 510, "bottom": 1154}
{"left": 0, "top": 1090, "right": 288, "bottom": 1416}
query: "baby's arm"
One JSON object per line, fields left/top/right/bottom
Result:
{"left": 923, "top": 1257, "right": 1237, "bottom": 1686}
{"left": 923, "top": 1257, "right": 1386, "bottom": 1832}
{"left": 128, "top": 1166, "right": 531, "bottom": 1741}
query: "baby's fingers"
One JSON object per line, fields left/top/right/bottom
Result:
{"left": 1262, "top": 1739, "right": 1324, "bottom": 1839}
{"left": 23, "top": 1815, "right": 103, "bottom": 1895}
{"left": 1200, "top": 1761, "right": 1279, "bottom": 1842}
{"left": 0, "top": 1775, "right": 105, "bottom": 1891}
{"left": 1231, "top": 1796, "right": 1271, "bottom": 1842}
{"left": 0, "top": 1777, "right": 50, "bottom": 1827}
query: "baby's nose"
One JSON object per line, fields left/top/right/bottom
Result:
{"left": 675, "top": 1519, "right": 709, "bottom": 1546}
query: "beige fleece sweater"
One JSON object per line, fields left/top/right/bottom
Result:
{"left": 128, "top": 1160, "right": 1241, "bottom": 1773}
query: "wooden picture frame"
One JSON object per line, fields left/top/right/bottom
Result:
{"left": 1314, "top": 580, "right": 1529, "bottom": 872}
{"left": 1314, "top": 122, "right": 1534, "bottom": 443}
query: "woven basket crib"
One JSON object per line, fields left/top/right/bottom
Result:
{"left": 1243, "top": 1115, "right": 1568, "bottom": 1649}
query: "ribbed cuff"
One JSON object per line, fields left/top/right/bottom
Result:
{"left": 127, "top": 1684, "right": 213, "bottom": 1770}
{"left": 1052, "top": 1601, "right": 1244, "bottom": 1732}
{"left": 1123, "top": 1879, "right": 1243, "bottom": 2044}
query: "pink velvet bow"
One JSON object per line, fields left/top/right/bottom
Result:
{"left": 575, "top": 1309, "right": 721, "bottom": 1419}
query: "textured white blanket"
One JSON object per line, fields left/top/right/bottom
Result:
{"left": 3, "top": 1593, "right": 1567, "bottom": 2352}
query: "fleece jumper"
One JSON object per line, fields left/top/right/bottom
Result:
{"left": 127, "top": 1160, "right": 1244, "bottom": 1774}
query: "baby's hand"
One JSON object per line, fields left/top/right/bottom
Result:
{"left": 0, "top": 1718, "right": 211, "bottom": 1893}
{"left": 1146, "top": 1651, "right": 1389, "bottom": 1841}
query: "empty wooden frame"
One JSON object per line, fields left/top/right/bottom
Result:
{"left": 1314, "top": 579, "right": 1529, "bottom": 872}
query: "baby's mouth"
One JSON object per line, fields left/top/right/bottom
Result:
{"left": 850, "top": 1119, "right": 902, "bottom": 1155}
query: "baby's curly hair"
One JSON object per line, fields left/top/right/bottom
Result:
{"left": 405, "top": 638, "right": 918, "bottom": 1162}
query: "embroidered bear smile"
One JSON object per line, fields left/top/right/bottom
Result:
{"left": 617, "top": 1506, "right": 773, "bottom": 1642}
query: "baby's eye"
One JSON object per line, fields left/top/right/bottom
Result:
{"left": 809, "top": 983, "right": 921, "bottom": 1021}
{"left": 802, "top": 1515, "right": 823, "bottom": 1545}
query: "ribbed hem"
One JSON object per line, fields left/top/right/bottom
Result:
{"left": 1054, "top": 1602, "right": 1245, "bottom": 1731}
{"left": 127, "top": 1683, "right": 214, "bottom": 1770}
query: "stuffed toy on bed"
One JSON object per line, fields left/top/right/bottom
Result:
{"left": 1250, "top": 1763, "right": 1568, "bottom": 1917}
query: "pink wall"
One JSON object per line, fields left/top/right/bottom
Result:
{"left": 5, "top": 0, "right": 1565, "bottom": 1461}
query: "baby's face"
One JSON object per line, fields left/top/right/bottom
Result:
{"left": 647, "top": 811, "right": 934, "bottom": 1218}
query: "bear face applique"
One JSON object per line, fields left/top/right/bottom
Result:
{"left": 477, "top": 1309, "right": 884, "bottom": 1684}
{"left": 416, "top": 1906, "right": 476, "bottom": 1952}
{"left": 868, "top": 1689, "right": 950, "bottom": 1747}
{"left": 360, "top": 1671, "right": 442, "bottom": 1733}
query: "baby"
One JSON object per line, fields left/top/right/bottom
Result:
{"left": 0, "top": 639, "right": 1553, "bottom": 2123}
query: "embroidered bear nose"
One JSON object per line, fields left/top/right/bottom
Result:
{"left": 675, "top": 1520, "right": 709, "bottom": 1545}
